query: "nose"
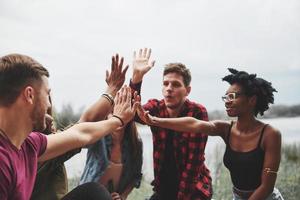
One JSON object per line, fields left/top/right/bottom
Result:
{"left": 225, "top": 100, "right": 232, "bottom": 107}
{"left": 166, "top": 83, "right": 173, "bottom": 91}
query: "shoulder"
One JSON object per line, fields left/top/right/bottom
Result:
{"left": 186, "top": 99, "right": 206, "bottom": 108}
{"left": 143, "top": 99, "right": 163, "bottom": 113}
{"left": 186, "top": 99, "right": 207, "bottom": 112}
{"left": 27, "top": 132, "right": 47, "bottom": 146}
{"left": 27, "top": 132, "right": 48, "bottom": 156}
{"left": 264, "top": 124, "right": 281, "bottom": 139}
{"left": 262, "top": 124, "right": 282, "bottom": 148}
{"left": 28, "top": 132, "right": 46, "bottom": 141}
{"left": 185, "top": 99, "right": 208, "bottom": 120}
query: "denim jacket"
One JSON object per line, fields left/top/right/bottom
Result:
{"left": 80, "top": 133, "right": 143, "bottom": 194}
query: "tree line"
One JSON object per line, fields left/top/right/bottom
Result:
{"left": 207, "top": 104, "right": 300, "bottom": 120}
{"left": 53, "top": 103, "right": 300, "bottom": 128}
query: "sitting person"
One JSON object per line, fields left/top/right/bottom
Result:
{"left": 31, "top": 54, "right": 129, "bottom": 200}
{"left": 0, "top": 53, "right": 136, "bottom": 200}
{"left": 137, "top": 68, "right": 284, "bottom": 200}
{"left": 80, "top": 114, "right": 143, "bottom": 200}
{"left": 31, "top": 99, "right": 80, "bottom": 200}
{"left": 130, "top": 48, "right": 212, "bottom": 200}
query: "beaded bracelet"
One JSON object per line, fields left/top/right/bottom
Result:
{"left": 112, "top": 114, "right": 125, "bottom": 127}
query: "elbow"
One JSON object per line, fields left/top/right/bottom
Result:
{"left": 260, "top": 184, "right": 275, "bottom": 198}
{"left": 264, "top": 188, "right": 274, "bottom": 198}
{"left": 71, "top": 124, "right": 93, "bottom": 147}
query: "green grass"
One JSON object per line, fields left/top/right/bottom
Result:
{"left": 127, "top": 179, "right": 153, "bottom": 200}
{"left": 276, "top": 143, "right": 300, "bottom": 199}
{"left": 68, "top": 143, "right": 300, "bottom": 199}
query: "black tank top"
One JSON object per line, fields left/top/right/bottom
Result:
{"left": 223, "top": 122, "right": 268, "bottom": 190}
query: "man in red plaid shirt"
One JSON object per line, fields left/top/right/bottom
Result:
{"left": 130, "top": 48, "right": 212, "bottom": 200}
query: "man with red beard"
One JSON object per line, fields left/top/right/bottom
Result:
{"left": 130, "top": 48, "right": 212, "bottom": 200}
{"left": 0, "top": 53, "right": 137, "bottom": 200}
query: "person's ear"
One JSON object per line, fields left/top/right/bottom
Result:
{"left": 23, "top": 86, "right": 35, "bottom": 104}
{"left": 249, "top": 95, "right": 257, "bottom": 107}
{"left": 186, "top": 86, "right": 191, "bottom": 96}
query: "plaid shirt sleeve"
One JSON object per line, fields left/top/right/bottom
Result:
{"left": 129, "top": 80, "right": 160, "bottom": 123}
{"left": 177, "top": 104, "right": 212, "bottom": 200}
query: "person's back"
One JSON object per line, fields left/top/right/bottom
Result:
{"left": 31, "top": 162, "right": 68, "bottom": 200}
{"left": 31, "top": 107, "right": 80, "bottom": 200}
{"left": 31, "top": 147, "right": 80, "bottom": 200}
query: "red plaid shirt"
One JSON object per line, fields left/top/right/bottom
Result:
{"left": 131, "top": 81, "right": 212, "bottom": 200}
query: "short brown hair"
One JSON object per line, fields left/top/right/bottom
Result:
{"left": 163, "top": 63, "right": 191, "bottom": 86}
{"left": 0, "top": 54, "right": 49, "bottom": 106}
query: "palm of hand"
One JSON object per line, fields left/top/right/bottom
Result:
{"left": 133, "top": 58, "right": 151, "bottom": 73}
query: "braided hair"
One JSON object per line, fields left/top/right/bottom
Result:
{"left": 222, "top": 68, "right": 277, "bottom": 116}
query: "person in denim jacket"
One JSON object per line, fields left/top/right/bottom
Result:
{"left": 80, "top": 118, "right": 143, "bottom": 200}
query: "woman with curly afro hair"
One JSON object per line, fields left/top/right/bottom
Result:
{"left": 138, "top": 68, "right": 284, "bottom": 200}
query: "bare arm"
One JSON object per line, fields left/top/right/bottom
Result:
{"left": 137, "top": 104, "right": 229, "bottom": 136}
{"left": 39, "top": 86, "right": 137, "bottom": 162}
{"left": 249, "top": 126, "right": 281, "bottom": 200}
{"left": 79, "top": 54, "right": 128, "bottom": 122}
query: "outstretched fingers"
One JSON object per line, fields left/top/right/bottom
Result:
{"left": 125, "top": 86, "right": 132, "bottom": 107}
{"left": 119, "top": 86, "right": 127, "bottom": 104}
{"left": 150, "top": 60, "right": 155, "bottom": 68}
{"left": 114, "top": 89, "right": 120, "bottom": 105}
{"left": 146, "top": 48, "right": 151, "bottom": 59}
{"left": 111, "top": 56, "right": 115, "bottom": 72}
{"left": 142, "top": 48, "right": 147, "bottom": 58}
{"left": 118, "top": 56, "right": 124, "bottom": 72}
{"left": 121, "top": 64, "right": 129, "bottom": 77}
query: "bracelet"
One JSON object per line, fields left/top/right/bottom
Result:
{"left": 102, "top": 93, "right": 114, "bottom": 105}
{"left": 263, "top": 168, "right": 277, "bottom": 174}
{"left": 112, "top": 114, "right": 125, "bottom": 127}
{"left": 102, "top": 95, "right": 113, "bottom": 105}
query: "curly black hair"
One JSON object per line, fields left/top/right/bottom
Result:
{"left": 222, "top": 68, "right": 277, "bottom": 116}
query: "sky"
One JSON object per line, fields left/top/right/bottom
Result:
{"left": 0, "top": 0, "right": 299, "bottom": 112}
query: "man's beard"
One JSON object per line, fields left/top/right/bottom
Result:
{"left": 31, "top": 100, "right": 46, "bottom": 132}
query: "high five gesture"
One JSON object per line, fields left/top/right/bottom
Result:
{"left": 132, "top": 48, "right": 155, "bottom": 83}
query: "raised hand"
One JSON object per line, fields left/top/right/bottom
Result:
{"left": 113, "top": 86, "right": 139, "bottom": 125}
{"left": 132, "top": 48, "right": 155, "bottom": 83}
{"left": 105, "top": 54, "right": 129, "bottom": 96}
